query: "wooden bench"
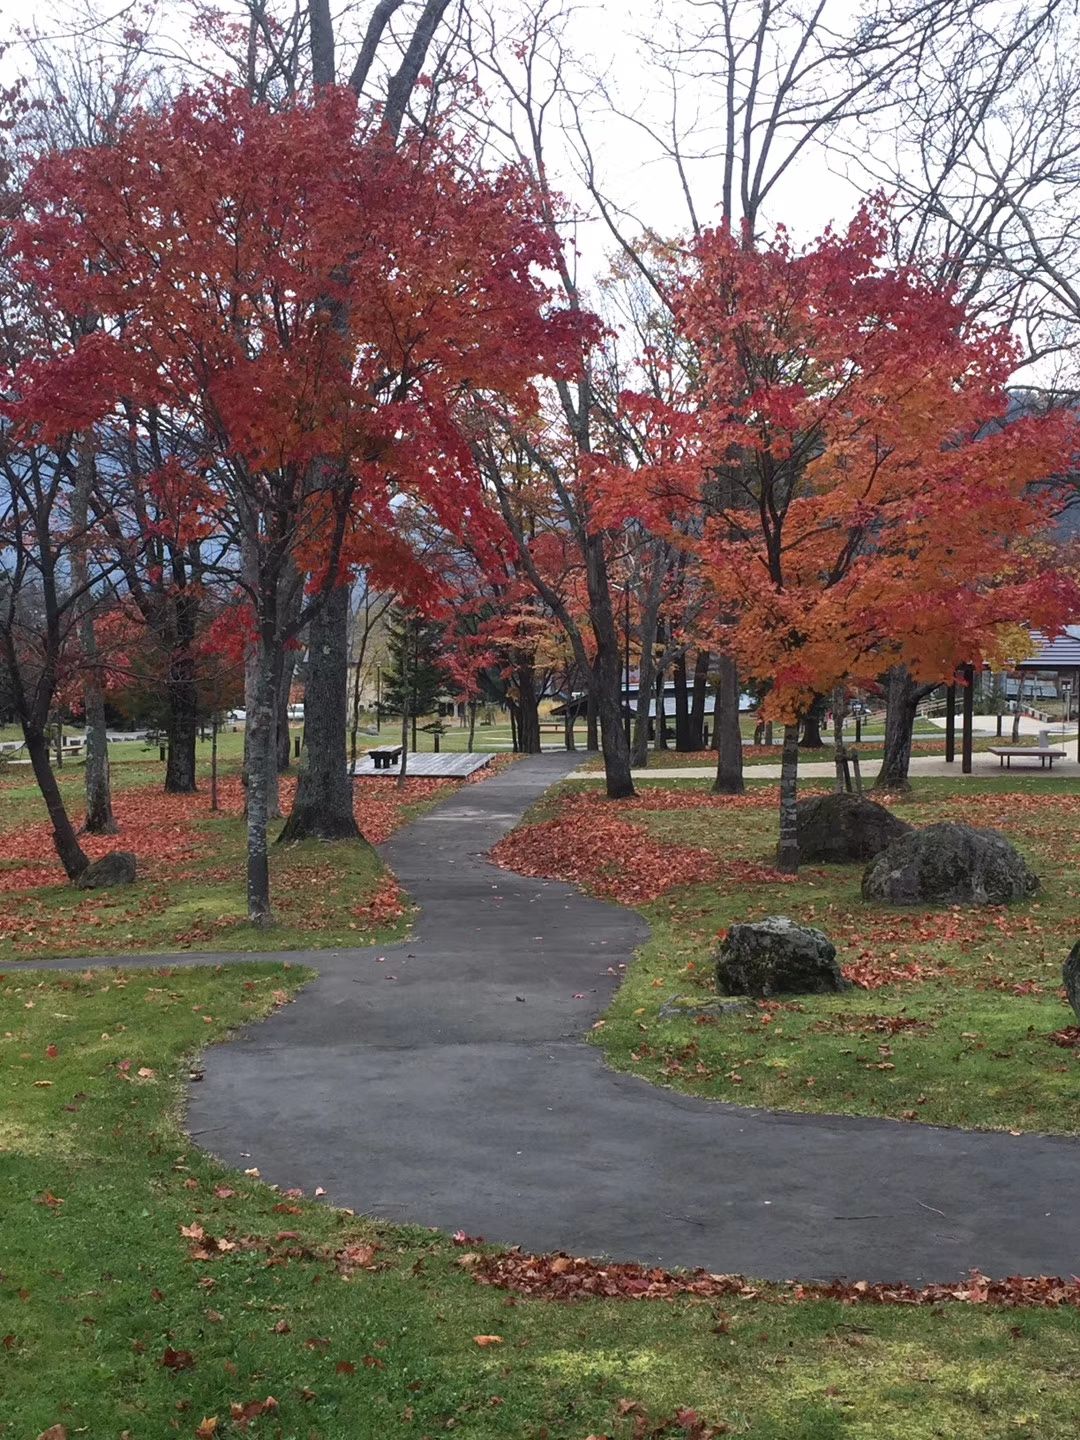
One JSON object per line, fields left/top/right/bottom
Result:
{"left": 366, "top": 746, "right": 404, "bottom": 770}
{"left": 989, "top": 746, "right": 1067, "bottom": 770}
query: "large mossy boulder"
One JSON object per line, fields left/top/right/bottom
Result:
{"left": 861, "top": 823, "right": 1037, "bottom": 907}
{"left": 716, "top": 915, "right": 850, "bottom": 998}
{"left": 796, "top": 791, "right": 912, "bottom": 863}
{"left": 1064, "top": 942, "right": 1080, "bottom": 1022}
{"left": 76, "top": 850, "right": 137, "bottom": 890}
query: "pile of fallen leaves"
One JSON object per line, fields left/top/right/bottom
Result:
{"left": 491, "top": 790, "right": 793, "bottom": 905}
{"left": 0, "top": 773, "right": 463, "bottom": 898}
{"left": 492, "top": 811, "right": 721, "bottom": 904}
{"left": 351, "top": 876, "right": 408, "bottom": 924}
{"left": 468, "top": 1249, "right": 1080, "bottom": 1309}
{"left": 216, "top": 774, "right": 462, "bottom": 845}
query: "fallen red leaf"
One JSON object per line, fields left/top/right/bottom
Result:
{"left": 161, "top": 1347, "right": 196, "bottom": 1370}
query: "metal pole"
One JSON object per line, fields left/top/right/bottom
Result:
{"left": 961, "top": 662, "right": 974, "bottom": 774}
{"left": 945, "top": 683, "right": 956, "bottom": 763}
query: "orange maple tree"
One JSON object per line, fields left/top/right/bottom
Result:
{"left": 603, "top": 206, "right": 1079, "bottom": 868}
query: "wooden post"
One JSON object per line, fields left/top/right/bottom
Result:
{"left": 294, "top": 734, "right": 301, "bottom": 758}
{"left": 840, "top": 746, "right": 852, "bottom": 793}
{"left": 855, "top": 714, "right": 862, "bottom": 744}
{"left": 945, "top": 683, "right": 956, "bottom": 762}
{"left": 961, "top": 663, "right": 975, "bottom": 774}
{"left": 211, "top": 718, "right": 219, "bottom": 812}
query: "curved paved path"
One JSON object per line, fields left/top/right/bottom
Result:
{"left": 10, "top": 754, "right": 1080, "bottom": 1282}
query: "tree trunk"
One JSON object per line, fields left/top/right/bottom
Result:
{"left": 832, "top": 685, "right": 846, "bottom": 793}
{"left": 515, "top": 664, "right": 541, "bottom": 753}
{"left": 81, "top": 657, "right": 116, "bottom": 834}
{"left": 277, "top": 647, "right": 297, "bottom": 772}
{"left": 279, "top": 587, "right": 364, "bottom": 844}
{"left": 245, "top": 642, "right": 276, "bottom": 924}
{"left": 586, "top": 690, "right": 599, "bottom": 751}
{"left": 800, "top": 706, "right": 826, "bottom": 749}
{"left": 1012, "top": 675, "right": 1023, "bottom": 741}
{"left": 563, "top": 704, "right": 575, "bottom": 750}
{"left": 711, "top": 654, "right": 745, "bottom": 795}
{"left": 673, "top": 651, "right": 691, "bottom": 750}
{"left": 243, "top": 623, "right": 280, "bottom": 821}
{"left": 594, "top": 645, "right": 635, "bottom": 798}
{"left": 655, "top": 658, "right": 668, "bottom": 749}
{"left": 396, "top": 689, "right": 410, "bottom": 788}
{"left": 70, "top": 448, "right": 116, "bottom": 834}
{"left": 165, "top": 659, "right": 199, "bottom": 794}
{"left": 873, "top": 665, "right": 929, "bottom": 794}
{"left": 468, "top": 699, "right": 477, "bottom": 750}
{"left": 26, "top": 726, "right": 90, "bottom": 880}
{"left": 689, "top": 649, "right": 710, "bottom": 749}
{"left": 776, "top": 723, "right": 800, "bottom": 875}
{"left": 164, "top": 578, "right": 200, "bottom": 793}
{"left": 211, "top": 719, "right": 219, "bottom": 811}
{"left": 631, "top": 588, "right": 663, "bottom": 768}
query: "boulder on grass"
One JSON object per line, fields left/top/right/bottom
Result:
{"left": 796, "top": 791, "right": 912, "bottom": 863}
{"left": 716, "top": 915, "right": 850, "bottom": 998}
{"left": 77, "top": 851, "right": 137, "bottom": 890}
{"left": 861, "top": 823, "right": 1037, "bottom": 907}
{"left": 1064, "top": 942, "right": 1080, "bottom": 1022}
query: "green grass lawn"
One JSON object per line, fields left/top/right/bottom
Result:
{"left": 503, "top": 775, "right": 1080, "bottom": 1135}
{"left": 0, "top": 742, "right": 462, "bottom": 964}
{"left": 4, "top": 965, "right": 1080, "bottom": 1439}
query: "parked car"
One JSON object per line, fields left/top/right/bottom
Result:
{"left": 227, "top": 708, "right": 246, "bottom": 723}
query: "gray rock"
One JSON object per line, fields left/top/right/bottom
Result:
{"left": 716, "top": 915, "right": 850, "bottom": 998}
{"left": 658, "top": 995, "right": 750, "bottom": 1022}
{"left": 1064, "top": 942, "right": 1080, "bottom": 1022}
{"left": 76, "top": 850, "right": 137, "bottom": 890}
{"left": 796, "top": 791, "right": 912, "bottom": 863}
{"left": 861, "top": 823, "right": 1037, "bottom": 907}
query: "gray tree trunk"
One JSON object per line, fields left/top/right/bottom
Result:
{"left": 71, "top": 446, "right": 116, "bottom": 833}
{"left": 279, "top": 586, "right": 365, "bottom": 844}
{"left": 873, "top": 665, "right": 933, "bottom": 793}
{"left": 711, "top": 654, "right": 745, "bottom": 795}
{"left": 776, "top": 723, "right": 801, "bottom": 874}
{"left": 689, "top": 649, "right": 710, "bottom": 749}
{"left": 81, "top": 646, "right": 116, "bottom": 834}
{"left": 246, "top": 642, "right": 277, "bottom": 924}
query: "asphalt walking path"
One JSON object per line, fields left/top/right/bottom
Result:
{"left": 9, "top": 753, "right": 1080, "bottom": 1282}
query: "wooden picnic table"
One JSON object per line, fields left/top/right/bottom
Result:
{"left": 988, "top": 746, "right": 1067, "bottom": 770}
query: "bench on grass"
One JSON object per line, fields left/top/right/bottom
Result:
{"left": 988, "top": 746, "right": 1067, "bottom": 770}
{"left": 366, "top": 745, "right": 404, "bottom": 769}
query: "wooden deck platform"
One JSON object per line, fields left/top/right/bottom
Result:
{"left": 352, "top": 752, "right": 494, "bottom": 778}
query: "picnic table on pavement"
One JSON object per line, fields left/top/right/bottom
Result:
{"left": 988, "top": 746, "right": 1067, "bottom": 770}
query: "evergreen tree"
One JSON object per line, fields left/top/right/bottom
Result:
{"left": 381, "top": 607, "right": 448, "bottom": 730}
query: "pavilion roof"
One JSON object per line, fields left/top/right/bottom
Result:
{"left": 1015, "top": 625, "right": 1080, "bottom": 670}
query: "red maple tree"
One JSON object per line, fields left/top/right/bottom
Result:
{"left": 15, "top": 83, "right": 587, "bottom": 918}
